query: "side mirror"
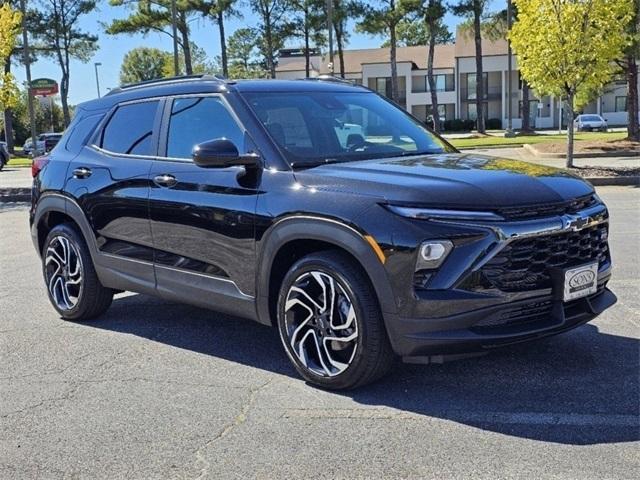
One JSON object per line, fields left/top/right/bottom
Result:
{"left": 192, "top": 138, "right": 260, "bottom": 168}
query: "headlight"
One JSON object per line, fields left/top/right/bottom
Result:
{"left": 416, "top": 240, "right": 453, "bottom": 270}
{"left": 385, "top": 205, "right": 504, "bottom": 222}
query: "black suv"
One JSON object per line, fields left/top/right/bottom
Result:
{"left": 30, "top": 75, "right": 616, "bottom": 389}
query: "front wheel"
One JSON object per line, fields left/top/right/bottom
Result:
{"left": 42, "top": 223, "right": 114, "bottom": 321}
{"left": 277, "top": 251, "right": 395, "bottom": 390}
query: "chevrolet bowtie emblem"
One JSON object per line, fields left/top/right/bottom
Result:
{"left": 562, "top": 214, "right": 591, "bottom": 231}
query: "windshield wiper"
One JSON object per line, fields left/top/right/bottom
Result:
{"left": 291, "top": 158, "right": 346, "bottom": 169}
{"left": 400, "top": 149, "right": 443, "bottom": 156}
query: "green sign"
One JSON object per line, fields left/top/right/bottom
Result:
{"left": 31, "top": 78, "right": 59, "bottom": 96}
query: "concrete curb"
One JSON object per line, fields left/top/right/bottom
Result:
{"left": 585, "top": 176, "right": 640, "bottom": 186}
{"left": 523, "top": 143, "right": 640, "bottom": 158}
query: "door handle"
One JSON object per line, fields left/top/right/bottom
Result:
{"left": 72, "top": 167, "right": 92, "bottom": 179}
{"left": 153, "top": 173, "right": 177, "bottom": 188}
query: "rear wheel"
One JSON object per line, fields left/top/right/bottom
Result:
{"left": 277, "top": 251, "right": 395, "bottom": 390}
{"left": 42, "top": 223, "right": 113, "bottom": 321}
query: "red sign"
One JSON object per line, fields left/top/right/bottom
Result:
{"left": 30, "top": 78, "right": 59, "bottom": 97}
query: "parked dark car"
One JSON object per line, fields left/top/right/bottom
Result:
{"left": 0, "top": 141, "right": 8, "bottom": 171}
{"left": 29, "top": 75, "right": 616, "bottom": 389}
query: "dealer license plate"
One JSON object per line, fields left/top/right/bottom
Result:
{"left": 563, "top": 262, "right": 598, "bottom": 302}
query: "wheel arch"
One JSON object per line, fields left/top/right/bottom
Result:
{"left": 32, "top": 193, "right": 99, "bottom": 259}
{"left": 255, "top": 216, "right": 397, "bottom": 327}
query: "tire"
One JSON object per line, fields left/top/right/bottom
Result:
{"left": 0, "top": 154, "right": 6, "bottom": 171}
{"left": 277, "top": 250, "right": 395, "bottom": 390}
{"left": 42, "top": 223, "right": 114, "bottom": 321}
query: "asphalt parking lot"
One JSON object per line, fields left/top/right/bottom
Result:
{"left": 1, "top": 186, "right": 638, "bottom": 479}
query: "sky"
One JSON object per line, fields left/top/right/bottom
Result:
{"left": 14, "top": 1, "right": 501, "bottom": 106}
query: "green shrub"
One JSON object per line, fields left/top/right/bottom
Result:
{"left": 486, "top": 118, "right": 502, "bottom": 129}
{"left": 443, "top": 119, "right": 475, "bottom": 131}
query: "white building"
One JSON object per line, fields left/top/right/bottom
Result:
{"left": 276, "top": 30, "right": 638, "bottom": 129}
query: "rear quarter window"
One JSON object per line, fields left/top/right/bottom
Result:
{"left": 64, "top": 113, "right": 104, "bottom": 153}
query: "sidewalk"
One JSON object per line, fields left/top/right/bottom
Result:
{"left": 0, "top": 167, "right": 31, "bottom": 201}
{"left": 0, "top": 167, "right": 32, "bottom": 189}
{"left": 466, "top": 147, "right": 640, "bottom": 169}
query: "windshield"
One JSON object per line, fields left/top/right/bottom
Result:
{"left": 243, "top": 91, "right": 455, "bottom": 167}
{"left": 581, "top": 115, "right": 602, "bottom": 122}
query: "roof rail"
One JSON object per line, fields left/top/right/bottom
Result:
{"left": 300, "top": 75, "right": 359, "bottom": 85}
{"left": 105, "top": 74, "right": 226, "bottom": 96}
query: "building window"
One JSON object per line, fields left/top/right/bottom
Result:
{"left": 615, "top": 96, "right": 627, "bottom": 112}
{"left": 412, "top": 74, "right": 454, "bottom": 93}
{"left": 412, "top": 76, "right": 426, "bottom": 93}
{"left": 467, "top": 102, "right": 488, "bottom": 121}
{"left": 368, "top": 76, "right": 407, "bottom": 103}
{"left": 465, "top": 73, "right": 489, "bottom": 100}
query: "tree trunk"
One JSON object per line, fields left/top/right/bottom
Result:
{"left": 265, "top": 13, "right": 275, "bottom": 78}
{"left": 179, "top": 13, "right": 193, "bottom": 75}
{"left": 565, "top": 93, "right": 575, "bottom": 168}
{"left": 627, "top": 56, "right": 639, "bottom": 141}
{"left": 3, "top": 58, "right": 14, "bottom": 152}
{"left": 427, "top": 19, "right": 439, "bottom": 133}
{"left": 304, "top": 18, "right": 310, "bottom": 77}
{"left": 389, "top": 24, "right": 399, "bottom": 104}
{"left": 216, "top": 10, "right": 228, "bottom": 78}
{"left": 521, "top": 80, "right": 531, "bottom": 132}
{"left": 61, "top": 72, "right": 71, "bottom": 127}
{"left": 473, "top": 4, "right": 485, "bottom": 133}
{"left": 334, "top": 21, "right": 345, "bottom": 78}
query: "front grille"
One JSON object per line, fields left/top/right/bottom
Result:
{"left": 481, "top": 223, "right": 609, "bottom": 292}
{"left": 496, "top": 195, "right": 597, "bottom": 220}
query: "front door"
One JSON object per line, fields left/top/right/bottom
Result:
{"left": 148, "top": 95, "right": 259, "bottom": 318}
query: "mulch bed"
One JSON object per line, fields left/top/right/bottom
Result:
{"left": 570, "top": 166, "right": 640, "bottom": 177}
{"left": 533, "top": 139, "right": 640, "bottom": 155}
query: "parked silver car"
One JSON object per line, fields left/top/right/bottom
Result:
{"left": 574, "top": 114, "right": 608, "bottom": 132}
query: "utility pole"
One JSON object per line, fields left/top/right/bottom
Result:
{"left": 504, "top": 0, "right": 515, "bottom": 138}
{"left": 171, "top": 0, "right": 180, "bottom": 76}
{"left": 19, "top": 0, "right": 37, "bottom": 157}
{"left": 327, "top": 0, "right": 334, "bottom": 74}
{"left": 94, "top": 62, "right": 102, "bottom": 98}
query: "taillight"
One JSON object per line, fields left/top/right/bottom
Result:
{"left": 31, "top": 155, "right": 50, "bottom": 178}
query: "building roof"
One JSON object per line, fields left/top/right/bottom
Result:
{"left": 454, "top": 28, "right": 509, "bottom": 57}
{"left": 317, "top": 44, "right": 456, "bottom": 74}
{"left": 275, "top": 28, "right": 511, "bottom": 76}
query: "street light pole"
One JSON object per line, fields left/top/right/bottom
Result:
{"left": 94, "top": 62, "right": 102, "bottom": 98}
{"left": 505, "top": 0, "right": 515, "bottom": 137}
{"left": 171, "top": 0, "right": 180, "bottom": 76}
{"left": 19, "top": 0, "right": 37, "bottom": 157}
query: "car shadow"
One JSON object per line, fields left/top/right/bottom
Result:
{"left": 87, "top": 292, "right": 639, "bottom": 446}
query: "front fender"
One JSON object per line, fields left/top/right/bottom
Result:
{"left": 255, "top": 215, "right": 397, "bottom": 326}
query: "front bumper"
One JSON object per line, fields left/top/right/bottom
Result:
{"left": 385, "top": 286, "right": 616, "bottom": 357}
{"left": 377, "top": 199, "right": 616, "bottom": 357}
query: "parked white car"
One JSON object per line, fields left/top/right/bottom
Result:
{"left": 23, "top": 133, "right": 62, "bottom": 156}
{"left": 574, "top": 114, "right": 608, "bottom": 132}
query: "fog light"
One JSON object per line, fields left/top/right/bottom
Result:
{"left": 417, "top": 240, "right": 453, "bottom": 269}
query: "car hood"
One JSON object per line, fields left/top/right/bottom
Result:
{"left": 293, "top": 153, "right": 594, "bottom": 208}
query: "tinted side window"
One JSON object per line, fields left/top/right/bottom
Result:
{"left": 101, "top": 101, "right": 159, "bottom": 156}
{"left": 166, "top": 97, "right": 244, "bottom": 159}
{"left": 66, "top": 113, "right": 104, "bottom": 153}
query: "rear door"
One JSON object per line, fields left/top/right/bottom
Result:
{"left": 65, "top": 98, "right": 163, "bottom": 292}
{"left": 148, "top": 94, "right": 259, "bottom": 317}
